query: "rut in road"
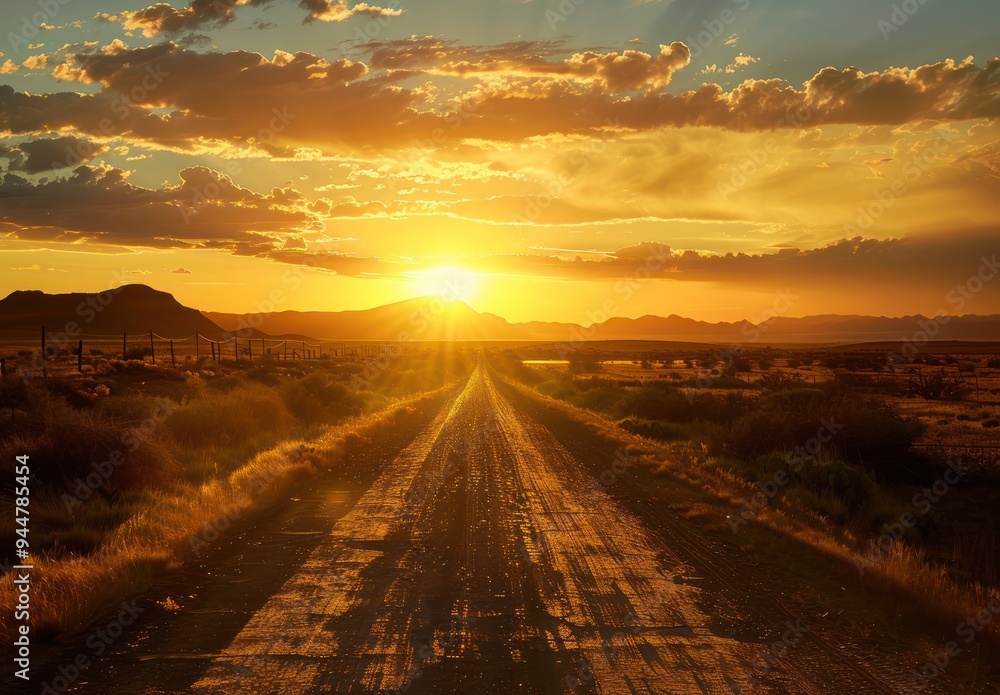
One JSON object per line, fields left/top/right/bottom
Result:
{"left": 191, "top": 363, "right": 891, "bottom": 694}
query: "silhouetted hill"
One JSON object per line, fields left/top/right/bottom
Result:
{"left": 206, "top": 297, "right": 1000, "bottom": 344}
{"left": 3, "top": 286, "right": 998, "bottom": 344}
{"left": 206, "top": 297, "right": 527, "bottom": 341}
{"left": 0, "top": 285, "right": 226, "bottom": 338}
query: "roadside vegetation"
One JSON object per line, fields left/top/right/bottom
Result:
{"left": 0, "top": 350, "right": 473, "bottom": 642}
{"left": 491, "top": 348, "right": 999, "bottom": 646}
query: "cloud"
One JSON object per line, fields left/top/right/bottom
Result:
{"left": 22, "top": 54, "right": 48, "bottom": 70}
{"left": 301, "top": 0, "right": 402, "bottom": 23}
{"left": 363, "top": 36, "right": 692, "bottom": 91}
{"left": 170, "top": 267, "right": 192, "bottom": 273}
{"left": 103, "top": 0, "right": 401, "bottom": 37}
{"left": 725, "top": 52, "right": 759, "bottom": 73}
{"left": 0, "top": 136, "right": 107, "bottom": 174}
{"left": 2, "top": 45, "right": 995, "bottom": 164}
{"left": 0, "top": 164, "right": 316, "bottom": 249}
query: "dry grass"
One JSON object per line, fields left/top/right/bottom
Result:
{"left": 497, "top": 372, "right": 999, "bottom": 645}
{"left": 0, "top": 386, "right": 452, "bottom": 644}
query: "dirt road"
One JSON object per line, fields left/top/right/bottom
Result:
{"left": 155, "top": 359, "right": 900, "bottom": 695}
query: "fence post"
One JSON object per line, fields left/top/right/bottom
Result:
{"left": 301, "top": 341, "right": 305, "bottom": 360}
{"left": 211, "top": 342, "right": 216, "bottom": 362}
{"left": 78, "top": 339, "right": 83, "bottom": 373}
{"left": 41, "top": 326, "right": 47, "bottom": 378}
{"left": 284, "top": 341, "right": 288, "bottom": 360}
{"left": 170, "top": 340, "right": 176, "bottom": 367}
{"left": 261, "top": 338, "right": 265, "bottom": 359}
{"left": 235, "top": 337, "right": 239, "bottom": 363}
{"left": 196, "top": 332, "right": 200, "bottom": 360}
{"left": 248, "top": 339, "right": 252, "bottom": 363}
{"left": 149, "top": 330, "right": 155, "bottom": 365}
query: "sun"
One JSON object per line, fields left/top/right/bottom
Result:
{"left": 411, "top": 265, "right": 481, "bottom": 304}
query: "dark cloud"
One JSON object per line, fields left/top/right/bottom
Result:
{"left": 0, "top": 164, "right": 315, "bottom": 248}
{"left": 0, "top": 136, "right": 107, "bottom": 174}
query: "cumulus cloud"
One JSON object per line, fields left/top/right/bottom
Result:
{"left": 170, "top": 267, "right": 193, "bottom": 273}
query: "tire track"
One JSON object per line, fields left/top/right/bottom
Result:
{"left": 190, "top": 359, "right": 903, "bottom": 694}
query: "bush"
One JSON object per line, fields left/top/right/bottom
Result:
{"left": 756, "top": 370, "right": 805, "bottom": 391}
{"left": 166, "top": 383, "right": 295, "bottom": 449}
{"left": 907, "top": 371, "right": 971, "bottom": 400}
{"left": 618, "top": 418, "right": 691, "bottom": 442}
{"left": 282, "top": 372, "right": 365, "bottom": 425}
{"left": 619, "top": 386, "right": 691, "bottom": 422}
{"left": 0, "top": 389, "right": 178, "bottom": 493}
{"left": 707, "top": 387, "right": 923, "bottom": 466}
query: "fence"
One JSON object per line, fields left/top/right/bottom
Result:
{"left": 0, "top": 327, "right": 407, "bottom": 377}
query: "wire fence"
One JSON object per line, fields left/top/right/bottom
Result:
{"left": 0, "top": 327, "right": 408, "bottom": 377}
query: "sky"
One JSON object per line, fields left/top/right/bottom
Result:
{"left": 0, "top": 0, "right": 998, "bottom": 324}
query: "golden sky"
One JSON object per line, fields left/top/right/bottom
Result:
{"left": 1, "top": 0, "right": 998, "bottom": 323}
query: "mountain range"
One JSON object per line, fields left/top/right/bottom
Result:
{"left": 2, "top": 285, "right": 1000, "bottom": 344}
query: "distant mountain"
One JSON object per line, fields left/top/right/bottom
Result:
{"left": 3, "top": 286, "right": 999, "bottom": 344}
{"left": 205, "top": 296, "right": 1000, "bottom": 344}
{"left": 0, "top": 285, "right": 226, "bottom": 338}
{"left": 206, "top": 297, "right": 529, "bottom": 342}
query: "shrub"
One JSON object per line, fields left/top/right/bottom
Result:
{"left": 618, "top": 418, "right": 691, "bottom": 442}
{"left": 619, "top": 386, "right": 691, "bottom": 422}
{"left": 166, "top": 383, "right": 295, "bottom": 449}
{"left": 756, "top": 370, "right": 805, "bottom": 391}
{"left": 0, "top": 390, "right": 178, "bottom": 493}
{"left": 282, "top": 372, "right": 365, "bottom": 424}
{"left": 707, "top": 387, "right": 923, "bottom": 467}
{"left": 908, "top": 371, "right": 971, "bottom": 401}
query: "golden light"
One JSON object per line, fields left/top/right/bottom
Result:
{"left": 411, "top": 265, "right": 481, "bottom": 304}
